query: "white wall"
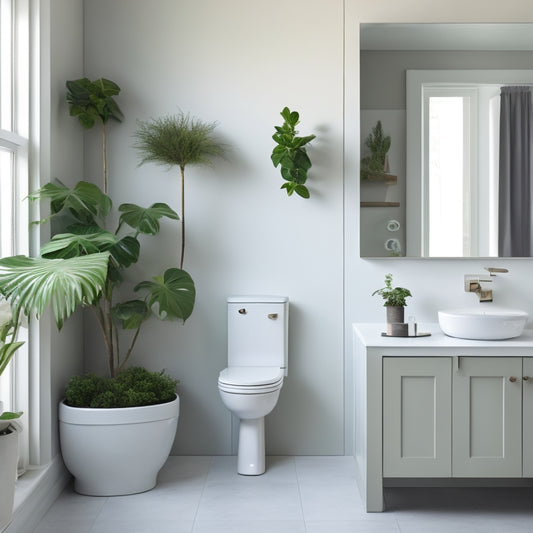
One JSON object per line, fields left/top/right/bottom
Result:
{"left": 36, "top": 0, "right": 84, "bottom": 462}
{"left": 83, "top": 0, "right": 345, "bottom": 455}
{"left": 80, "top": 0, "right": 533, "bottom": 457}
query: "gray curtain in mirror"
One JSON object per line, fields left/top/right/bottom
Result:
{"left": 499, "top": 86, "right": 533, "bottom": 257}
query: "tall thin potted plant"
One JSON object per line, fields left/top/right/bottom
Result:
{"left": 134, "top": 112, "right": 227, "bottom": 269}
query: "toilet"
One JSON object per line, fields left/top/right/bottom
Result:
{"left": 218, "top": 295, "right": 289, "bottom": 475}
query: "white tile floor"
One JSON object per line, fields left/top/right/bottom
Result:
{"left": 32, "top": 456, "right": 533, "bottom": 533}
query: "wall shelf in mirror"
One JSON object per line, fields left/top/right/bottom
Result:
{"left": 360, "top": 201, "right": 400, "bottom": 208}
{"left": 362, "top": 173, "right": 397, "bottom": 185}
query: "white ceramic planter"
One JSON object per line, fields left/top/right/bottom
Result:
{"left": 0, "top": 425, "right": 19, "bottom": 529}
{"left": 59, "top": 395, "right": 179, "bottom": 496}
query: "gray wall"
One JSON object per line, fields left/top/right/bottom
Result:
{"left": 361, "top": 50, "right": 533, "bottom": 110}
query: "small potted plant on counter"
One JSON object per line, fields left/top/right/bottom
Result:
{"left": 372, "top": 273, "right": 412, "bottom": 326}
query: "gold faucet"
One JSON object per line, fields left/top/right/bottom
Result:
{"left": 464, "top": 267, "right": 509, "bottom": 302}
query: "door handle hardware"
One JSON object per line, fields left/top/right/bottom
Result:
{"left": 524, "top": 376, "right": 530, "bottom": 381}
{"left": 238, "top": 308, "right": 247, "bottom": 315}
{"left": 509, "top": 376, "right": 518, "bottom": 383}
{"left": 268, "top": 313, "right": 278, "bottom": 320}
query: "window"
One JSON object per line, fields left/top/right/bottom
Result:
{"left": 0, "top": 0, "right": 30, "bottom": 470}
{"left": 424, "top": 88, "right": 477, "bottom": 257}
{"left": 406, "top": 70, "right": 533, "bottom": 257}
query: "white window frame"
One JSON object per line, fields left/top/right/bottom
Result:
{"left": 0, "top": 0, "right": 31, "bottom": 471}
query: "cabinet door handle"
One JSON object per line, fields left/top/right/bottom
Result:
{"left": 509, "top": 376, "right": 518, "bottom": 383}
{"left": 524, "top": 376, "right": 530, "bottom": 381}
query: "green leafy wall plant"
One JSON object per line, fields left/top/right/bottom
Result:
{"left": 271, "top": 107, "right": 316, "bottom": 198}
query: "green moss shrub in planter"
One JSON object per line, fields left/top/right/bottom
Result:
{"left": 64, "top": 367, "right": 178, "bottom": 408}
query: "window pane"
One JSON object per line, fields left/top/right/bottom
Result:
{"left": 0, "top": 146, "right": 14, "bottom": 257}
{"left": 428, "top": 96, "right": 465, "bottom": 257}
{"left": 0, "top": 0, "right": 13, "bottom": 131}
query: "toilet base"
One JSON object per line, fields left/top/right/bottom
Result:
{"left": 237, "top": 417, "right": 265, "bottom": 475}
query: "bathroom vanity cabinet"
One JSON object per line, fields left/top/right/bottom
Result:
{"left": 353, "top": 324, "right": 533, "bottom": 512}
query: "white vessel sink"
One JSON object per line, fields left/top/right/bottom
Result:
{"left": 438, "top": 307, "right": 528, "bottom": 340}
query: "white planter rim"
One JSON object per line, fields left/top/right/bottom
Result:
{"left": 59, "top": 394, "right": 179, "bottom": 425}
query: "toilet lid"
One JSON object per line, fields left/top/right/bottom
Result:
{"left": 218, "top": 366, "right": 284, "bottom": 387}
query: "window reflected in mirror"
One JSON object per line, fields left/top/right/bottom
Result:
{"left": 359, "top": 23, "right": 533, "bottom": 258}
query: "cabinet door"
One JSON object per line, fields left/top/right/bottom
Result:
{"left": 523, "top": 358, "right": 533, "bottom": 477}
{"left": 453, "top": 357, "right": 522, "bottom": 477}
{"left": 383, "top": 357, "right": 452, "bottom": 477}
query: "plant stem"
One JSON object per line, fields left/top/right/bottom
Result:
{"left": 91, "top": 304, "right": 113, "bottom": 375}
{"left": 180, "top": 166, "right": 185, "bottom": 269}
{"left": 102, "top": 122, "right": 108, "bottom": 195}
{"left": 117, "top": 325, "right": 142, "bottom": 374}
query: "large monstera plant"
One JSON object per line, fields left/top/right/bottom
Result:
{"left": 0, "top": 78, "right": 195, "bottom": 378}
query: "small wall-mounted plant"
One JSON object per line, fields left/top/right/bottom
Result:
{"left": 271, "top": 107, "right": 316, "bottom": 199}
{"left": 361, "top": 120, "right": 391, "bottom": 181}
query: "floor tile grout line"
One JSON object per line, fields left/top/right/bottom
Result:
{"left": 85, "top": 493, "right": 109, "bottom": 533}
{"left": 189, "top": 455, "right": 214, "bottom": 532}
{"left": 293, "top": 456, "right": 310, "bottom": 533}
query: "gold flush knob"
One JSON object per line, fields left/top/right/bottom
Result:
{"left": 509, "top": 376, "right": 517, "bottom": 383}
{"left": 268, "top": 313, "right": 278, "bottom": 320}
{"left": 238, "top": 308, "right": 246, "bottom": 315}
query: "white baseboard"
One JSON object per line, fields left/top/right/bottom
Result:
{"left": 3, "top": 455, "right": 70, "bottom": 533}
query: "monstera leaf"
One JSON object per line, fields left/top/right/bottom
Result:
{"left": 0, "top": 253, "right": 110, "bottom": 329}
{"left": 135, "top": 268, "right": 195, "bottom": 321}
{"left": 112, "top": 300, "right": 151, "bottom": 330}
{"left": 28, "top": 180, "right": 112, "bottom": 225}
{"left": 118, "top": 203, "right": 179, "bottom": 235}
{"left": 40, "top": 229, "right": 117, "bottom": 258}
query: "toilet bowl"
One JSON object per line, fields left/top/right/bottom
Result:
{"left": 218, "top": 296, "right": 289, "bottom": 475}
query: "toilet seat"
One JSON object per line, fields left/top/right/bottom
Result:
{"left": 218, "top": 367, "right": 283, "bottom": 394}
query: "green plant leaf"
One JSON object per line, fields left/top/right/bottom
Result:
{"left": 40, "top": 230, "right": 117, "bottom": 259}
{"left": 108, "top": 236, "right": 141, "bottom": 268}
{"left": 293, "top": 134, "right": 316, "bottom": 148}
{"left": 294, "top": 185, "right": 310, "bottom": 198}
{"left": 0, "top": 411, "right": 23, "bottom": 421}
{"left": 66, "top": 77, "right": 123, "bottom": 127}
{"left": 112, "top": 299, "right": 151, "bottom": 329}
{"left": 118, "top": 203, "right": 179, "bottom": 235}
{"left": 29, "top": 180, "right": 112, "bottom": 225}
{"left": 0, "top": 253, "right": 110, "bottom": 329}
{"left": 135, "top": 268, "right": 195, "bottom": 321}
{"left": 0, "top": 341, "right": 25, "bottom": 377}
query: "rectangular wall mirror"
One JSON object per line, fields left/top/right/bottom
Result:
{"left": 360, "top": 23, "right": 533, "bottom": 258}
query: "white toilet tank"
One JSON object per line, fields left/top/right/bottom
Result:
{"left": 227, "top": 296, "right": 289, "bottom": 375}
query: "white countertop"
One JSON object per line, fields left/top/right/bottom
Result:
{"left": 353, "top": 323, "right": 533, "bottom": 353}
